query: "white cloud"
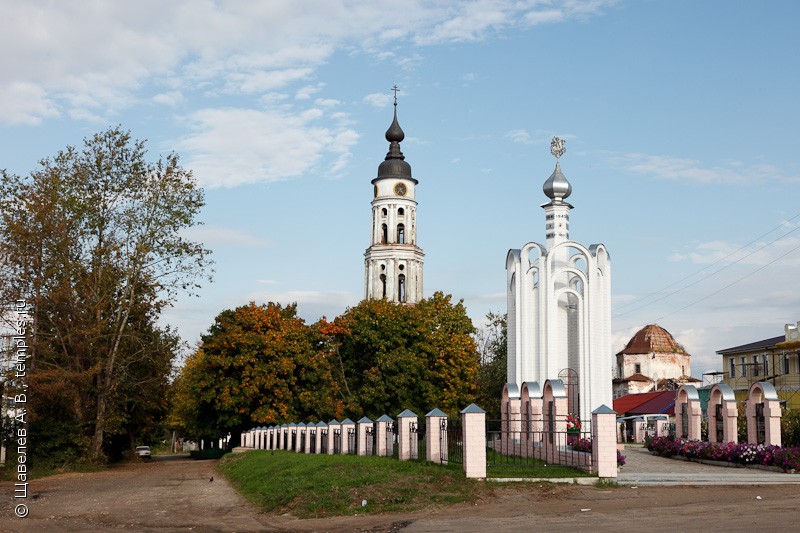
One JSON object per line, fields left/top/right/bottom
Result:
{"left": 506, "top": 129, "right": 534, "bottom": 144}
{"left": 364, "top": 92, "right": 393, "bottom": 108}
{"left": 176, "top": 106, "right": 359, "bottom": 187}
{"left": 0, "top": 82, "right": 59, "bottom": 125}
{"left": 152, "top": 91, "right": 185, "bottom": 107}
{"left": 0, "top": 1, "right": 615, "bottom": 124}
{"left": 608, "top": 152, "right": 798, "bottom": 185}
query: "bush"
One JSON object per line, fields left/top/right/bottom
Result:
{"left": 782, "top": 408, "right": 800, "bottom": 447}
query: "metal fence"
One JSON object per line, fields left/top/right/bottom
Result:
{"left": 486, "top": 418, "right": 593, "bottom": 472}
{"left": 347, "top": 427, "right": 357, "bottom": 455}
{"left": 442, "top": 417, "right": 463, "bottom": 464}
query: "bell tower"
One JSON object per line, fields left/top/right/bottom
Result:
{"left": 364, "top": 89, "right": 424, "bottom": 304}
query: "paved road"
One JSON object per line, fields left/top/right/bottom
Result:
{"left": 618, "top": 443, "right": 800, "bottom": 485}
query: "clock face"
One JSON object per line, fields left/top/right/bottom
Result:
{"left": 394, "top": 182, "right": 407, "bottom": 196}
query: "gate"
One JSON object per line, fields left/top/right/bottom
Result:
{"left": 347, "top": 426, "right": 357, "bottom": 455}
{"left": 320, "top": 428, "right": 328, "bottom": 453}
{"left": 442, "top": 417, "right": 463, "bottom": 464}
{"left": 309, "top": 428, "right": 316, "bottom": 453}
{"left": 715, "top": 404, "right": 724, "bottom": 442}
{"left": 756, "top": 403, "right": 766, "bottom": 444}
{"left": 681, "top": 403, "right": 689, "bottom": 438}
{"left": 333, "top": 428, "right": 342, "bottom": 454}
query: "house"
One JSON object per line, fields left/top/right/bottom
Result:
{"left": 613, "top": 324, "right": 700, "bottom": 398}
{"left": 718, "top": 320, "right": 800, "bottom": 409}
{"left": 612, "top": 390, "right": 675, "bottom": 442}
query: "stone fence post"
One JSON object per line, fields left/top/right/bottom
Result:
{"left": 375, "top": 415, "right": 392, "bottom": 457}
{"left": 340, "top": 418, "right": 355, "bottom": 454}
{"left": 592, "top": 405, "right": 617, "bottom": 479}
{"left": 425, "top": 408, "right": 447, "bottom": 464}
{"left": 397, "top": 409, "right": 418, "bottom": 461}
{"left": 461, "top": 404, "right": 486, "bottom": 479}
{"left": 357, "top": 417, "right": 373, "bottom": 456}
{"left": 327, "top": 420, "right": 339, "bottom": 455}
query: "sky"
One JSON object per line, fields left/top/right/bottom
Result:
{"left": 1, "top": 1, "right": 798, "bottom": 378}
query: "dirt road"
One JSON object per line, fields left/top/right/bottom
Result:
{"left": 2, "top": 455, "right": 800, "bottom": 532}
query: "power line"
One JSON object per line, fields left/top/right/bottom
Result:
{"left": 649, "top": 239, "right": 800, "bottom": 323}
{"left": 612, "top": 214, "right": 800, "bottom": 319}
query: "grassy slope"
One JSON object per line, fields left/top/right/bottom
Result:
{"left": 218, "top": 450, "right": 593, "bottom": 518}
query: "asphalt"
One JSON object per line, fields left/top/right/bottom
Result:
{"left": 616, "top": 444, "right": 800, "bottom": 486}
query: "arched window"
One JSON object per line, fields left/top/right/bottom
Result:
{"left": 382, "top": 208, "right": 387, "bottom": 217}
{"left": 398, "top": 274, "right": 406, "bottom": 302}
{"left": 380, "top": 274, "right": 387, "bottom": 299}
{"left": 398, "top": 207, "right": 404, "bottom": 216}
{"left": 381, "top": 224, "right": 388, "bottom": 244}
{"left": 397, "top": 223, "right": 405, "bottom": 244}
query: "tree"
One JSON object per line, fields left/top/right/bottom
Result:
{"left": 475, "top": 311, "right": 507, "bottom": 419}
{"left": 330, "top": 292, "right": 480, "bottom": 418}
{"left": 171, "top": 302, "right": 341, "bottom": 447}
{"left": 0, "top": 127, "right": 212, "bottom": 462}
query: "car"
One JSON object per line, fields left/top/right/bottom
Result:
{"left": 135, "top": 445, "right": 151, "bottom": 460}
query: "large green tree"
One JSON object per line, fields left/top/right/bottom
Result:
{"left": 172, "top": 302, "right": 341, "bottom": 446}
{"left": 0, "top": 127, "right": 211, "bottom": 462}
{"left": 330, "top": 292, "right": 480, "bottom": 418}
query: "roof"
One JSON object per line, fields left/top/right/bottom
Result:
{"left": 617, "top": 324, "right": 688, "bottom": 356}
{"left": 628, "top": 391, "right": 676, "bottom": 416}
{"left": 612, "top": 391, "right": 665, "bottom": 415}
{"left": 716, "top": 335, "right": 785, "bottom": 355}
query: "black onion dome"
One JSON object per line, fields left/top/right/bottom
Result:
{"left": 374, "top": 104, "right": 416, "bottom": 184}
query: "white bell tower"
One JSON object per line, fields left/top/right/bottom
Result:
{"left": 364, "top": 90, "right": 424, "bottom": 304}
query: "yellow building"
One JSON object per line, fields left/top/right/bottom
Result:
{"left": 718, "top": 321, "right": 800, "bottom": 409}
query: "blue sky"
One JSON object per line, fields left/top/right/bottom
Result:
{"left": 1, "top": 1, "right": 798, "bottom": 376}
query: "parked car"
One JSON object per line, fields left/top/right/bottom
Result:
{"left": 135, "top": 446, "right": 151, "bottom": 460}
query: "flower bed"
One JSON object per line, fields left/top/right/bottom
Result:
{"left": 645, "top": 435, "right": 800, "bottom": 471}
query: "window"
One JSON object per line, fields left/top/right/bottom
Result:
{"left": 380, "top": 274, "right": 386, "bottom": 299}
{"left": 763, "top": 354, "right": 769, "bottom": 376}
{"left": 398, "top": 274, "right": 406, "bottom": 302}
{"left": 381, "top": 224, "right": 388, "bottom": 244}
{"left": 634, "top": 363, "right": 641, "bottom": 374}
{"left": 730, "top": 358, "right": 736, "bottom": 378}
{"left": 398, "top": 207, "right": 404, "bottom": 216}
{"left": 397, "top": 224, "right": 405, "bottom": 244}
{"left": 382, "top": 208, "right": 387, "bottom": 217}
{"left": 784, "top": 354, "right": 790, "bottom": 375}
{"left": 741, "top": 356, "right": 747, "bottom": 377}
{"left": 618, "top": 363, "right": 623, "bottom": 378}
{"left": 753, "top": 355, "right": 760, "bottom": 376}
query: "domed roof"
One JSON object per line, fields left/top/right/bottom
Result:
{"left": 542, "top": 160, "right": 572, "bottom": 202}
{"left": 617, "top": 324, "right": 688, "bottom": 356}
{"left": 373, "top": 102, "right": 417, "bottom": 184}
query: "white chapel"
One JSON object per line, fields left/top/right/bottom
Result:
{"left": 505, "top": 138, "right": 612, "bottom": 420}
{"left": 364, "top": 98, "right": 424, "bottom": 304}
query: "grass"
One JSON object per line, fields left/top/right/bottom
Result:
{"left": 218, "top": 450, "right": 479, "bottom": 517}
{"left": 0, "top": 461, "right": 107, "bottom": 481}
{"left": 485, "top": 448, "right": 594, "bottom": 479}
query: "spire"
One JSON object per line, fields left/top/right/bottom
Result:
{"left": 543, "top": 137, "right": 572, "bottom": 203}
{"left": 375, "top": 85, "right": 414, "bottom": 183}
